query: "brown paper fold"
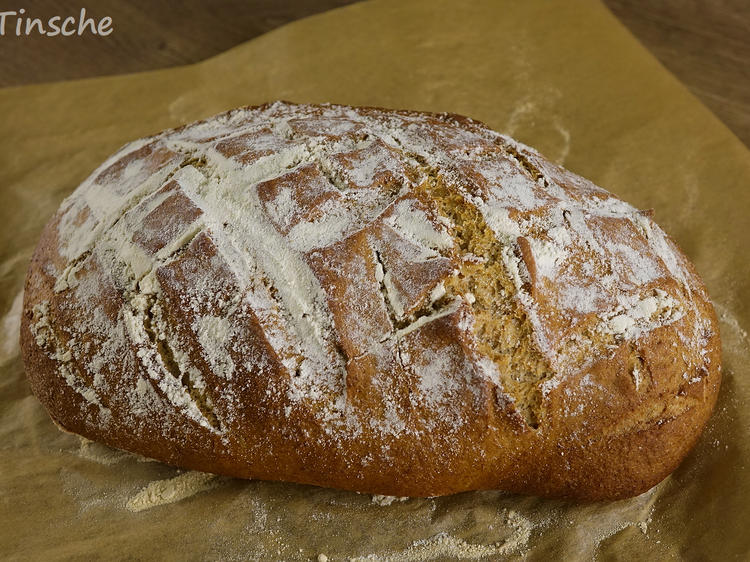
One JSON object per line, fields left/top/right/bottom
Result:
{"left": 1, "top": 0, "right": 748, "bottom": 558}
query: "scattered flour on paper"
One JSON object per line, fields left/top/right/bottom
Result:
{"left": 371, "top": 495, "right": 409, "bottom": 506}
{"left": 126, "top": 471, "right": 219, "bottom": 512}
{"left": 349, "top": 509, "right": 533, "bottom": 561}
{"left": 715, "top": 302, "right": 749, "bottom": 342}
{"left": 561, "top": 481, "right": 661, "bottom": 559}
{"left": 56, "top": 461, "right": 660, "bottom": 559}
{"left": 0, "top": 289, "right": 23, "bottom": 366}
{"left": 552, "top": 119, "right": 571, "bottom": 165}
{"left": 77, "top": 437, "right": 134, "bottom": 465}
{"left": 59, "top": 468, "right": 119, "bottom": 514}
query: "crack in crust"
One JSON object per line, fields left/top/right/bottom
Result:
{"left": 140, "top": 293, "right": 222, "bottom": 431}
{"left": 373, "top": 249, "right": 400, "bottom": 326}
{"left": 497, "top": 140, "right": 547, "bottom": 184}
{"left": 412, "top": 172, "right": 553, "bottom": 428}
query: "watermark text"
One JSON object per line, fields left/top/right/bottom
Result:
{"left": 0, "top": 8, "right": 113, "bottom": 37}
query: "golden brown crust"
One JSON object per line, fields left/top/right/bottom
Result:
{"left": 20, "top": 101, "right": 721, "bottom": 500}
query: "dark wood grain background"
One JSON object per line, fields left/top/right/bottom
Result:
{"left": 1, "top": 0, "right": 747, "bottom": 147}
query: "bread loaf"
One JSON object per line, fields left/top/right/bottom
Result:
{"left": 20, "top": 101, "right": 721, "bottom": 500}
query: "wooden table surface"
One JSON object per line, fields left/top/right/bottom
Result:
{"left": 1, "top": 0, "right": 748, "bottom": 148}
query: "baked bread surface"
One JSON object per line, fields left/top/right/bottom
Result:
{"left": 21, "top": 101, "right": 721, "bottom": 500}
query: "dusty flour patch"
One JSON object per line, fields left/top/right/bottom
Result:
{"left": 715, "top": 302, "right": 749, "bottom": 341}
{"left": 76, "top": 437, "right": 135, "bottom": 465}
{"left": 0, "top": 289, "right": 23, "bottom": 365}
{"left": 349, "top": 509, "right": 533, "bottom": 561}
{"left": 561, "top": 481, "right": 660, "bottom": 559}
{"left": 126, "top": 471, "right": 219, "bottom": 512}
{"left": 552, "top": 118, "right": 571, "bottom": 165}
{"left": 59, "top": 468, "right": 120, "bottom": 514}
{"left": 54, "top": 466, "right": 662, "bottom": 558}
{"left": 371, "top": 495, "right": 409, "bottom": 506}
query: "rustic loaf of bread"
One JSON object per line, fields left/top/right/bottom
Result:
{"left": 21, "top": 101, "right": 721, "bottom": 500}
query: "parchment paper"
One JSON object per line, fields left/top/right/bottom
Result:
{"left": 1, "top": 0, "right": 748, "bottom": 559}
